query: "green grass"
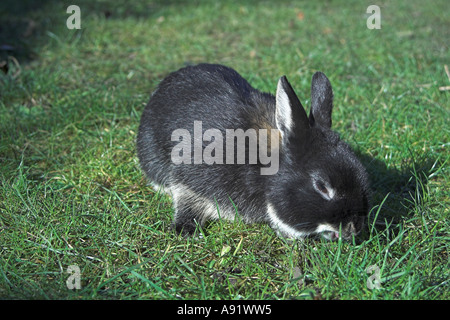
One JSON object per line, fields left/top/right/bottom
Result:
{"left": 0, "top": 0, "right": 448, "bottom": 300}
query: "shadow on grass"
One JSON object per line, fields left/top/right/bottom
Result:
{"left": 357, "top": 151, "right": 440, "bottom": 235}
{"left": 1, "top": 0, "right": 299, "bottom": 64}
{"left": 0, "top": 0, "right": 58, "bottom": 63}
{"left": 0, "top": 0, "right": 188, "bottom": 65}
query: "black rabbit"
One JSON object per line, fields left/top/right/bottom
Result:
{"left": 137, "top": 64, "right": 369, "bottom": 240}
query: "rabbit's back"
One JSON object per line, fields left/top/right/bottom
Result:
{"left": 136, "top": 64, "right": 275, "bottom": 224}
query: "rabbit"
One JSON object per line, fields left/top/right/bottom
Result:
{"left": 137, "top": 63, "right": 370, "bottom": 240}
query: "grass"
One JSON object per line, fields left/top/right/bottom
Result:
{"left": 0, "top": 0, "right": 448, "bottom": 300}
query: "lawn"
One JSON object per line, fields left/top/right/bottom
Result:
{"left": 0, "top": 0, "right": 448, "bottom": 300}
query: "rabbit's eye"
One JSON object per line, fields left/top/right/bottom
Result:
{"left": 310, "top": 172, "right": 335, "bottom": 200}
{"left": 317, "top": 181, "right": 328, "bottom": 194}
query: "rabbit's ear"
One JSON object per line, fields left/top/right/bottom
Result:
{"left": 310, "top": 72, "right": 333, "bottom": 128}
{"left": 275, "top": 76, "right": 309, "bottom": 142}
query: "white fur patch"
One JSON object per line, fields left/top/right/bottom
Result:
{"left": 316, "top": 223, "right": 339, "bottom": 240}
{"left": 169, "top": 183, "right": 236, "bottom": 223}
{"left": 315, "top": 223, "right": 336, "bottom": 233}
{"left": 275, "top": 79, "right": 293, "bottom": 140}
{"left": 267, "top": 202, "right": 308, "bottom": 239}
